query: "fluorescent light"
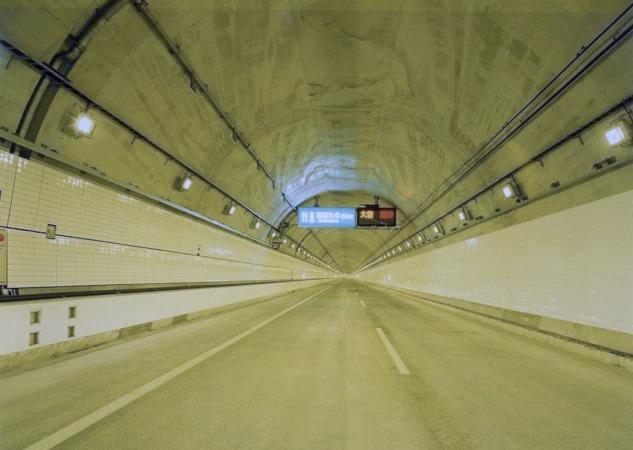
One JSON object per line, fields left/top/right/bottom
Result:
{"left": 223, "top": 202, "right": 237, "bottom": 216}
{"left": 432, "top": 225, "right": 439, "bottom": 234}
{"left": 73, "top": 114, "right": 96, "bottom": 137}
{"left": 417, "top": 235, "right": 423, "bottom": 241}
{"left": 605, "top": 125, "right": 626, "bottom": 146}
{"left": 179, "top": 176, "right": 193, "bottom": 192}
{"left": 502, "top": 184, "right": 514, "bottom": 198}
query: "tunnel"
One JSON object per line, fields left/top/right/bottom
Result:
{"left": 0, "top": 1, "right": 632, "bottom": 449}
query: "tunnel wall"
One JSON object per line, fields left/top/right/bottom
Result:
{"left": 0, "top": 279, "right": 329, "bottom": 369}
{"left": 0, "top": 149, "right": 330, "bottom": 288}
{"left": 357, "top": 187, "right": 633, "bottom": 352}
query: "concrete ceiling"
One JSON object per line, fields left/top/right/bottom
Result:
{"left": 0, "top": 0, "right": 632, "bottom": 273}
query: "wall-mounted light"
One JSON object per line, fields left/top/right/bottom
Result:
{"left": 458, "top": 206, "right": 471, "bottom": 221}
{"left": 179, "top": 175, "right": 193, "bottom": 192}
{"left": 432, "top": 223, "right": 443, "bottom": 235}
{"left": 250, "top": 218, "right": 261, "bottom": 230}
{"left": 501, "top": 178, "right": 526, "bottom": 202}
{"left": 502, "top": 183, "right": 515, "bottom": 198}
{"left": 605, "top": 122, "right": 629, "bottom": 146}
{"left": 223, "top": 202, "right": 237, "bottom": 216}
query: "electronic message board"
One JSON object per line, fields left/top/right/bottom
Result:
{"left": 356, "top": 207, "right": 397, "bottom": 227}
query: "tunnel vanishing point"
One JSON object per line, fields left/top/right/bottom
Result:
{"left": 0, "top": 1, "right": 632, "bottom": 449}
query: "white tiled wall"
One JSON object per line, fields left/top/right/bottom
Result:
{"left": 357, "top": 189, "right": 633, "bottom": 335}
{"left": 0, "top": 150, "right": 328, "bottom": 288}
{"left": 7, "top": 230, "right": 301, "bottom": 287}
{"left": 0, "top": 151, "right": 17, "bottom": 226}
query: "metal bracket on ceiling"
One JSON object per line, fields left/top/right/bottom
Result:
{"left": 132, "top": 0, "right": 149, "bottom": 13}
{"left": 624, "top": 105, "right": 633, "bottom": 123}
{"left": 3, "top": 53, "right": 13, "bottom": 70}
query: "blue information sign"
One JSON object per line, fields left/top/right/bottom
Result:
{"left": 297, "top": 207, "right": 357, "bottom": 228}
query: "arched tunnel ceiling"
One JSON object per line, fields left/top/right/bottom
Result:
{"left": 0, "top": 0, "right": 632, "bottom": 273}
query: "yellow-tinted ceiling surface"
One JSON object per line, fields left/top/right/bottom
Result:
{"left": 0, "top": 0, "right": 631, "bottom": 272}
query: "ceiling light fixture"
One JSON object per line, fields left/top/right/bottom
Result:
{"left": 179, "top": 175, "right": 193, "bottom": 192}
{"left": 605, "top": 123, "right": 627, "bottom": 146}
{"left": 73, "top": 113, "right": 96, "bottom": 138}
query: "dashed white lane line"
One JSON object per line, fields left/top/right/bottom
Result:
{"left": 360, "top": 300, "right": 366, "bottom": 308}
{"left": 376, "top": 328, "right": 410, "bottom": 375}
{"left": 25, "top": 284, "right": 334, "bottom": 450}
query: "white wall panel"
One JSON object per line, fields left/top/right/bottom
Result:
{"left": 0, "top": 150, "right": 329, "bottom": 287}
{"left": 0, "top": 279, "right": 328, "bottom": 355}
{"left": 358, "top": 189, "right": 633, "bottom": 335}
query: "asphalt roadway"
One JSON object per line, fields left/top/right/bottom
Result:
{"left": 2, "top": 280, "right": 632, "bottom": 449}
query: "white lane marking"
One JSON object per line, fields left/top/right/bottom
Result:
{"left": 376, "top": 328, "right": 410, "bottom": 375}
{"left": 360, "top": 300, "right": 366, "bottom": 308}
{"left": 25, "top": 284, "right": 334, "bottom": 450}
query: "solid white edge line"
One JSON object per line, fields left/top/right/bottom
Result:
{"left": 376, "top": 327, "right": 410, "bottom": 375}
{"left": 25, "top": 283, "right": 334, "bottom": 450}
{"left": 360, "top": 300, "right": 366, "bottom": 308}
